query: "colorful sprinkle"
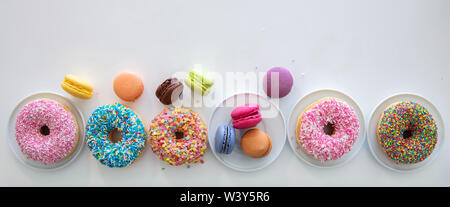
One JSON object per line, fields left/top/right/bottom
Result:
{"left": 149, "top": 107, "right": 207, "bottom": 166}
{"left": 377, "top": 102, "right": 437, "bottom": 164}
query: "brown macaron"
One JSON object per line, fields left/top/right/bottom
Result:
{"left": 155, "top": 78, "right": 184, "bottom": 105}
{"left": 240, "top": 129, "right": 272, "bottom": 158}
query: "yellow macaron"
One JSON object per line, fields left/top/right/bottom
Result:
{"left": 61, "top": 74, "right": 93, "bottom": 99}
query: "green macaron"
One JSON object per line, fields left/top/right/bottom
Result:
{"left": 184, "top": 69, "right": 214, "bottom": 95}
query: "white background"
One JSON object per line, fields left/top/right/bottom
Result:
{"left": 1, "top": 0, "right": 449, "bottom": 187}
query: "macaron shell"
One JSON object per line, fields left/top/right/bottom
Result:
{"left": 65, "top": 74, "right": 93, "bottom": 91}
{"left": 184, "top": 75, "right": 204, "bottom": 95}
{"left": 231, "top": 104, "right": 260, "bottom": 120}
{"left": 262, "top": 135, "right": 272, "bottom": 157}
{"left": 61, "top": 75, "right": 93, "bottom": 99}
{"left": 232, "top": 114, "right": 262, "bottom": 129}
{"left": 263, "top": 67, "right": 293, "bottom": 98}
{"left": 190, "top": 69, "right": 214, "bottom": 87}
{"left": 240, "top": 129, "right": 271, "bottom": 158}
{"left": 61, "top": 82, "right": 93, "bottom": 99}
{"left": 156, "top": 78, "right": 183, "bottom": 105}
{"left": 155, "top": 79, "right": 171, "bottom": 98}
{"left": 184, "top": 70, "right": 214, "bottom": 95}
{"left": 113, "top": 72, "right": 144, "bottom": 102}
{"left": 165, "top": 82, "right": 184, "bottom": 104}
{"left": 214, "top": 126, "right": 226, "bottom": 153}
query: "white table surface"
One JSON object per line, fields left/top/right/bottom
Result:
{"left": 1, "top": 0, "right": 449, "bottom": 187}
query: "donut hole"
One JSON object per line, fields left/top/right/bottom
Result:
{"left": 175, "top": 131, "right": 184, "bottom": 139}
{"left": 108, "top": 128, "right": 123, "bottom": 143}
{"left": 40, "top": 125, "right": 50, "bottom": 136}
{"left": 403, "top": 130, "right": 413, "bottom": 139}
{"left": 323, "top": 123, "right": 335, "bottom": 136}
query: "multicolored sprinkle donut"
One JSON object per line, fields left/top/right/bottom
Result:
{"left": 149, "top": 107, "right": 207, "bottom": 166}
{"left": 15, "top": 99, "right": 79, "bottom": 164}
{"left": 296, "top": 98, "right": 360, "bottom": 162}
{"left": 86, "top": 103, "right": 146, "bottom": 168}
{"left": 377, "top": 101, "right": 438, "bottom": 164}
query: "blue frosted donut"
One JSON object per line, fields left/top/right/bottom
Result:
{"left": 86, "top": 103, "right": 146, "bottom": 168}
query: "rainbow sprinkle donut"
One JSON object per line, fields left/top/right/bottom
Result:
{"left": 86, "top": 103, "right": 146, "bottom": 168}
{"left": 296, "top": 98, "right": 360, "bottom": 162}
{"left": 377, "top": 101, "right": 438, "bottom": 164}
{"left": 149, "top": 107, "right": 207, "bottom": 166}
{"left": 15, "top": 99, "right": 79, "bottom": 164}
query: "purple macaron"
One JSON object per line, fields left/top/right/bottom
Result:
{"left": 263, "top": 67, "right": 293, "bottom": 98}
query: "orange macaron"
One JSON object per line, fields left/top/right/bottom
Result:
{"left": 240, "top": 129, "right": 272, "bottom": 158}
{"left": 113, "top": 72, "right": 144, "bottom": 102}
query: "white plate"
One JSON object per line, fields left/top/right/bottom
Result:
{"left": 367, "top": 93, "right": 445, "bottom": 173}
{"left": 7, "top": 92, "right": 85, "bottom": 170}
{"left": 287, "top": 89, "right": 366, "bottom": 168}
{"left": 208, "top": 92, "right": 286, "bottom": 172}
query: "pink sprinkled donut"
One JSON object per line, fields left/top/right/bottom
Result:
{"left": 15, "top": 99, "right": 78, "bottom": 164}
{"left": 296, "top": 98, "right": 360, "bottom": 162}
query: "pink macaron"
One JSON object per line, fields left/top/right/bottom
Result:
{"left": 231, "top": 104, "right": 262, "bottom": 129}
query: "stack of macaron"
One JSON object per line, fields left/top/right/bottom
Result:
{"left": 215, "top": 104, "right": 272, "bottom": 158}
